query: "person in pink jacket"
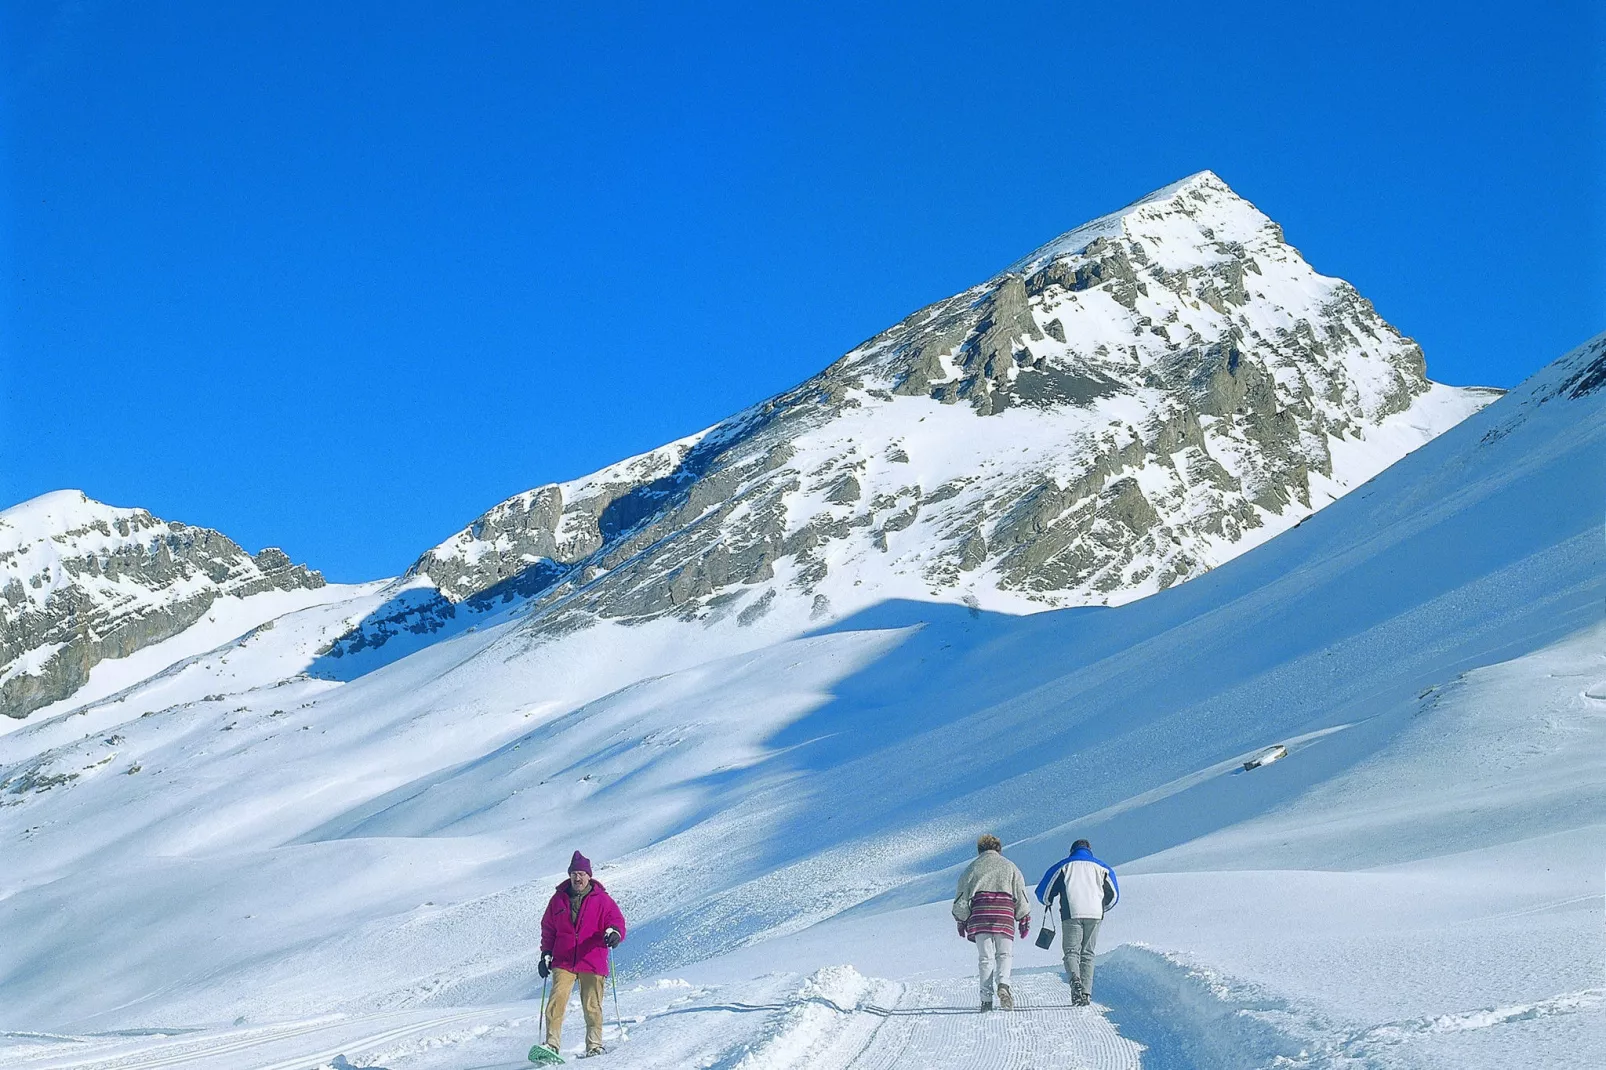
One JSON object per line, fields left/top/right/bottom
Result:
{"left": 536, "top": 851, "right": 627, "bottom": 1058}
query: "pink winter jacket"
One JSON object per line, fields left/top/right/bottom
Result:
{"left": 541, "top": 879, "right": 627, "bottom": 976}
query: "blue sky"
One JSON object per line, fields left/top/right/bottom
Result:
{"left": 3, "top": 1, "right": 1600, "bottom": 581}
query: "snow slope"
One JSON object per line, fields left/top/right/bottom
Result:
{"left": 0, "top": 324, "right": 1598, "bottom": 1069}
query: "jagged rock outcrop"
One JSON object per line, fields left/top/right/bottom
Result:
{"left": 323, "top": 171, "right": 1498, "bottom": 667}
{"left": 0, "top": 492, "right": 324, "bottom": 718}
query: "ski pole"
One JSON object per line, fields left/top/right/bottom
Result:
{"left": 610, "top": 969, "right": 623, "bottom": 1042}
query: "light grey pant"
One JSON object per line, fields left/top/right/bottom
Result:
{"left": 976, "top": 933, "right": 1013, "bottom": 1001}
{"left": 1062, "top": 917, "right": 1100, "bottom": 999}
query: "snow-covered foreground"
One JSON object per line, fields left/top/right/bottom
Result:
{"left": 1, "top": 335, "right": 1602, "bottom": 1068}
{"left": 0, "top": 964, "right": 1141, "bottom": 1070}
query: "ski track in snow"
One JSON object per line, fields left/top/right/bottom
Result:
{"left": 3, "top": 974, "right": 1600, "bottom": 1069}
{"left": 0, "top": 971, "right": 1142, "bottom": 1070}
{"left": 0, "top": 1009, "right": 501, "bottom": 1070}
{"left": 1340, "top": 987, "right": 1606, "bottom": 1052}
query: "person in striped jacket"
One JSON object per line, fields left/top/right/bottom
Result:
{"left": 952, "top": 833, "right": 1032, "bottom": 1011}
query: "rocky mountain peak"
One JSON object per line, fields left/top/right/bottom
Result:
{"left": 1006, "top": 169, "right": 1262, "bottom": 277}
{"left": 318, "top": 173, "right": 1498, "bottom": 675}
{"left": 0, "top": 492, "right": 324, "bottom": 719}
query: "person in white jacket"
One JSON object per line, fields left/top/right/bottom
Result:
{"left": 1036, "top": 838, "right": 1119, "bottom": 1005}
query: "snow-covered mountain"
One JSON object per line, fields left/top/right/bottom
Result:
{"left": 15, "top": 173, "right": 1599, "bottom": 1070}
{"left": 0, "top": 492, "right": 328, "bottom": 720}
{"left": 0, "top": 313, "right": 1597, "bottom": 1068}
{"left": 2, "top": 174, "right": 1498, "bottom": 718}
{"left": 322, "top": 171, "right": 1495, "bottom": 672}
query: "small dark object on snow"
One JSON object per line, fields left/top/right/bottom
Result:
{"left": 1243, "top": 744, "right": 1288, "bottom": 771}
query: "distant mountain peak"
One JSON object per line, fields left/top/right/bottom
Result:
{"left": 0, "top": 493, "right": 324, "bottom": 719}
{"left": 1, "top": 489, "right": 121, "bottom": 536}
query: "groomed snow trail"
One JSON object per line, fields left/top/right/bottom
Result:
{"left": 0, "top": 969, "right": 1141, "bottom": 1070}
{"left": 843, "top": 970, "right": 1140, "bottom": 1070}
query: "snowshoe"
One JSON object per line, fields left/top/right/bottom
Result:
{"left": 980, "top": 999, "right": 993, "bottom": 1012}
{"left": 529, "top": 1042, "right": 565, "bottom": 1065}
{"left": 577, "top": 1047, "right": 607, "bottom": 1059}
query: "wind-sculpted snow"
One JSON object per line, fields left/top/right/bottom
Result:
{"left": 317, "top": 171, "right": 1496, "bottom": 679}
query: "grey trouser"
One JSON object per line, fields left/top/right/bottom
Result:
{"left": 1062, "top": 917, "right": 1100, "bottom": 998}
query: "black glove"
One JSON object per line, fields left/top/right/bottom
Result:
{"left": 603, "top": 928, "right": 621, "bottom": 949}
{"left": 538, "top": 952, "right": 552, "bottom": 978}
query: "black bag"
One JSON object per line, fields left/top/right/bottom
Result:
{"left": 1034, "top": 904, "right": 1057, "bottom": 949}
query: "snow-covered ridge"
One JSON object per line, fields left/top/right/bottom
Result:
{"left": 1004, "top": 169, "right": 1262, "bottom": 276}
{"left": 323, "top": 171, "right": 1498, "bottom": 673}
{"left": 0, "top": 490, "right": 326, "bottom": 719}
{"left": 405, "top": 427, "right": 712, "bottom": 602}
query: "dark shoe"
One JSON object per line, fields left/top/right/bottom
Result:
{"left": 997, "top": 983, "right": 1014, "bottom": 1010}
{"left": 1073, "top": 994, "right": 1092, "bottom": 1007}
{"left": 980, "top": 999, "right": 993, "bottom": 1012}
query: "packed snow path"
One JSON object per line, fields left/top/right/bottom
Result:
{"left": 843, "top": 970, "right": 1139, "bottom": 1070}
{"left": 0, "top": 968, "right": 1141, "bottom": 1070}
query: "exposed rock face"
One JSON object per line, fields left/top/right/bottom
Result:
{"left": 324, "top": 171, "right": 1497, "bottom": 667}
{"left": 0, "top": 492, "right": 324, "bottom": 719}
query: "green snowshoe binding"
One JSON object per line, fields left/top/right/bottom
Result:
{"left": 529, "top": 1042, "right": 565, "bottom": 1065}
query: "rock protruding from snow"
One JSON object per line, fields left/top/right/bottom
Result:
{"left": 324, "top": 172, "right": 1497, "bottom": 668}
{"left": 0, "top": 491, "right": 324, "bottom": 719}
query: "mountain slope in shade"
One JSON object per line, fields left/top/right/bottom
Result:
{"left": 322, "top": 171, "right": 1497, "bottom": 675}
{"left": 0, "top": 492, "right": 327, "bottom": 719}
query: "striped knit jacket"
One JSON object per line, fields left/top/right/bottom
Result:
{"left": 952, "top": 850, "right": 1031, "bottom": 941}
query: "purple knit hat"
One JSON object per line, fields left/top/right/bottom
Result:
{"left": 568, "top": 850, "right": 593, "bottom": 876}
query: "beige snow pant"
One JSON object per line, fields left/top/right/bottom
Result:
{"left": 546, "top": 967, "right": 605, "bottom": 1052}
